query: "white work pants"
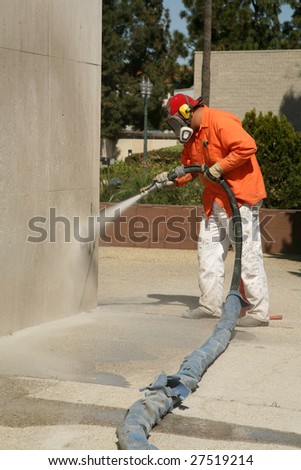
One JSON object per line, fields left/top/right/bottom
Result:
{"left": 197, "top": 201, "right": 269, "bottom": 321}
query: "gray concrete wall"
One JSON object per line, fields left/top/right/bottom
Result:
{"left": 0, "top": 0, "right": 102, "bottom": 335}
{"left": 194, "top": 50, "right": 301, "bottom": 130}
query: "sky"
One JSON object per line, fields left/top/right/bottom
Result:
{"left": 162, "top": 0, "right": 293, "bottom": 33}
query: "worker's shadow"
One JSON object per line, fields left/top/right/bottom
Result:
{"left": 147, "top": 293, "right": 200, "bottom": 310}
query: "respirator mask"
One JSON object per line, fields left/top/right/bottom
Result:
{"left": 166, "top": 103, "right": 195, "bottom": 143}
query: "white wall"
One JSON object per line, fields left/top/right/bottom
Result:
{"left": 0, "top": 0, "right": 102, "bottom": 335}
{"left": 116, "top": 136, "right": 178, "bottom": 160}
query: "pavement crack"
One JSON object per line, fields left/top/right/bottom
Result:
{"left": 0, "top": 396, "right": 126, "bottom": 428}
{"left": 156, "top": 412, "right": 301, "bottom": 448}
{"left": 1, "top": 394, "right": 300, "bottom": 449}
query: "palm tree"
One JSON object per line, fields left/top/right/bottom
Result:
{"left": 202, "top": 0, "right": 212, "bottom": 105}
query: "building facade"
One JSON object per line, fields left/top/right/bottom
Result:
{"left": 194, "top": 50, "right": 301, "bottom": 131}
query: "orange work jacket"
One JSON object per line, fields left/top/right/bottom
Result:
{"left": 176, "top": 105, "right": 266, "bottom": 217}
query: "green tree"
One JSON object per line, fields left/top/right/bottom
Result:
{"left": 101, "top": 0, "right": 189, "bottom": 144}
{"left": 178, "top": 0, "right": 301, "bottom": 104}
{"left": 181, "top": 0, "right": 301, "bottom": 57}
{"left": 281, "top": 1, "right": 301, "bottom": 47}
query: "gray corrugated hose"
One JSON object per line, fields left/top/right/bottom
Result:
{"left": 116, "top": 165, "right": 247, "bottom": 450}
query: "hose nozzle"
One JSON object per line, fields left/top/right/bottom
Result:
{"left": 139, "top": 181, "right": 161, "bottom": 197}
{"left": 140, "top": 164, "right": 192, "bottom": 198}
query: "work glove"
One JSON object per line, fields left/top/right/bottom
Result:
{"left": 204, "top": 162, "right": 223, "bottom": 181}
{"left": 153, "top": 171, "right": 175, "bottom": 188}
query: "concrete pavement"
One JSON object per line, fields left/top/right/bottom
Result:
{"left": 0, "top": 247, "right": 300, "bottom": 450}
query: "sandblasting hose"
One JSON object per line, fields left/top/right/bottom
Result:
{"left": 116, "top": 164, "right": 246, "bottom": 450}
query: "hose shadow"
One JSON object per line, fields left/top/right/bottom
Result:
{"left": 288, "top": 270, "right": 301, "bottom": 277}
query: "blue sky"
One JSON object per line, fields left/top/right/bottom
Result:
{"left": 163, "top": 0, "right": 293, "bottom": 33}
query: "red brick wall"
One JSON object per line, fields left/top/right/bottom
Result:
{"left": 99, "top": 203, "right": 301, "bottom": 255}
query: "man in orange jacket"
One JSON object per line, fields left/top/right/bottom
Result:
{"left": 155, "top": 94, "right": 269, "bottom": 327}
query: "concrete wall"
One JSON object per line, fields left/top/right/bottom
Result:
{"left": 0, "top": 0, "right": 102, "bottom": 335}
{"left": 194, "top": 50, "right": 301, "bottom": 130}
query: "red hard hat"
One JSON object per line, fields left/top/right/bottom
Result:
{"left": 166, "top": 94, "right": 202, "bottom": 116}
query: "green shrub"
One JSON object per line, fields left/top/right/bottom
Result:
{"left": 100, "top": 147, "right": 203, "bottom": 206}
{"left": 243, "top": 110, "right": 301, "bottom": 209}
